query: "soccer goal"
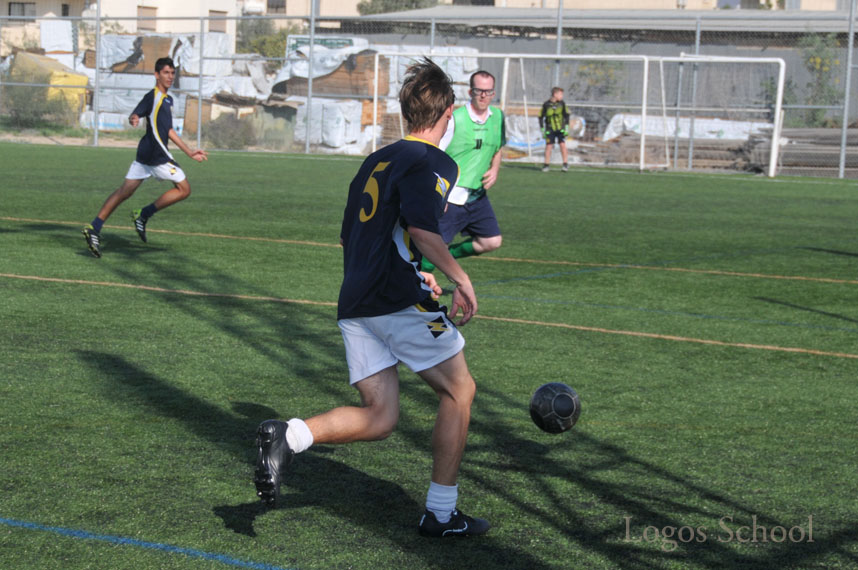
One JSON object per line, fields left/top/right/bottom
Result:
{"left": 368, "top": 51, "right": 785, "bottom": 177}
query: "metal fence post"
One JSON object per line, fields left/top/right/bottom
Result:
{"left": 93, "top": 0, "right": 101, "bottom": 147}
{"left": 554, "top": 0, "right": 563, "bottom": 86}
{"left": 673, "top": 61, "right": 683, "bottom": 169}
{"left": 687, "top": 17, "right": 701, "bottom": 170}
{"left": 305, "top": 1, "right": 318, "bottom": 155}
{"left": 839, "top": 0, "right": 856, "bottom": 179}
{"left": 198, "top": 16, "right": 205, "bottom": 150}
{"left": 0, "top": 16, "right": 4, "bottom": 116}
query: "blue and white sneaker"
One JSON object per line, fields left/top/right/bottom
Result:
{"left": 418, "top": 509, "right": 490, "bottom": 537}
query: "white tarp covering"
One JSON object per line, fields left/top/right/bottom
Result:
{"left": 381, "top": 45, "right": 480, "bottom": 113}
{"left": 273, "top": 41, "right": 371, "bottom": 85}
{"left": 602, "top": 113, "right": 772, "bottom": 141}
{"left": 40, "top": 20, "right": 74, "bottom": 53}
{"left": 504, "top": 114, "right": 586, "bottom": 154}
{"left": 174, "top": 33, "right": 234, "bottom": 77}
{"left": 97, "top": 33, "right": 233, "bottom": 78}
{"left": 293, "top": 97, "right": 376, "bottom": 154}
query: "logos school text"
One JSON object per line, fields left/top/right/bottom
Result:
{"left": 623, "top": 515, "right": 814, "bottom": 552}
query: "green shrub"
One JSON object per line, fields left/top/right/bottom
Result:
{"left": 203, "top": 113, "right": 257, "bottom": 150}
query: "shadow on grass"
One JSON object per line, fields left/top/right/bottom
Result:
{"left": 394, "top": 378, "right": 858, "bottom": 569}
{"left": 78, "top": 350, "right": 551, "bottom": 569}
{"left": 755, "top": 296, "right": 858, "bottom": 325}
{"left": 57, "top": 222, "right": 857, "bottom": 568}
{"left": 800, "top": 246, "right": 858, "bottom": 258}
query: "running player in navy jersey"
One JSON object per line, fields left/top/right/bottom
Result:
{"left": 254, "top": 58, "right": 489, "bottom": 538}
{"left": 82, "top": 57, "right": 207, "bottom": 257}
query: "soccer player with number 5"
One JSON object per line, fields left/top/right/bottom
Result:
{"left": 253, "top": 58, "right": 490, "bottom": 538}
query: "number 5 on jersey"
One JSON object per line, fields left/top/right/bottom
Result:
{"left": 359, "top": 162, "right": 390, "bottom": 223}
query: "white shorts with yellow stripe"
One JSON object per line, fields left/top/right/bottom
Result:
{"left": 125, "top": 160, "right": 186, "bottom": 183}
{"left": 338, "top": 303, "right": 465, "bottom": 385}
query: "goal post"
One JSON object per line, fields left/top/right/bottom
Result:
{"left": 369, "top": 51, "right": 785, "bottom": 177}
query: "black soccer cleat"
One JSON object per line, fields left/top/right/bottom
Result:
{"left": 131, "top": 209, "right": 148, "bottom": 243}
{"left": 254, "top": 420, "right": 294, "bottom": 508}
{"left": 418, "top": 509, "right": 490, "bottom": 537}
{"left": 82, "top": 225, "right": 101, "bottom": 258}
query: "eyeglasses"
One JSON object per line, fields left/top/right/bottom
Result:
{"left": 471, "top": 88, "right": 495, "bottom": 97}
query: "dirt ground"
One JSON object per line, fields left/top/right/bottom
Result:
{"left": 0, "top": 131, "right": 137, "bottom": 148}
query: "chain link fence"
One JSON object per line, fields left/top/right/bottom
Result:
{"left": 1, "top": 10, "right": 856, "bottom": 177}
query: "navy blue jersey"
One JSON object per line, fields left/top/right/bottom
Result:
{"left": 132, "top": 88, "right": 176, "bottom": 166}
{"left": 338, "top": 136, "right": 459, "bottom": 320}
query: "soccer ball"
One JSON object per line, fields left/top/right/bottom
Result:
{"left": 529, "top": 382, "right": 581, "bottom": 434}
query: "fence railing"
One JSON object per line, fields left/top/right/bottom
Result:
{"left": 0, "top": 10, "right": 855, "bottom": 178}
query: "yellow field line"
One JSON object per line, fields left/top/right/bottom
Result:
{"left": 475, "top": 314, "right": 858, "bottom": 360}
{"left": 0, "top": 216, "right": 339, "bottom": 248}
{"left": 3, "top": 272, "right": 856, "bottom": 360}
{"left": 484, "top": 256, "right": 858, "bottom": 285}
{"left": 0, "top": 273, "right": 337, "bottom": 307}
{"left": 5, "top": 215, "right": 854, "bottom": 285}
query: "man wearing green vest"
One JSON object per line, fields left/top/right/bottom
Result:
{"left": 421, "top": 70, "right": 506, "bottom": 272}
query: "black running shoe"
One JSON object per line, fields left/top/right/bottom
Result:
{"left": 418, "top": 509, "right": 490, "bottom": 537}
{"left": 254, "top": 420, "right": 294, "bottom": 508}
{"left": 131, "top": 209, "right": 148, "bottom": 243}
{"left": 82, "top": 225, "right": 101, "bottom": 258}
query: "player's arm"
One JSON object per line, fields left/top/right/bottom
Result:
{"left": 168, "top": 129, "right": 208, "bottom": 163}
{"left": 409, "top": 226, "right": 477, "bottom": 325}
{"left": 129, "top": 92, "right": 151, "bottom": 127}
{"left": 438, "top": 115, "right": 455, "bottom": 151}
{"left": 562, "top": 102, "right": 570, "bottom": 135}
{"left": 481, "top": 149, "right": 502, "bottom": 190}
{"left": 481, "top": 113, "right": 504, "bottom": 190}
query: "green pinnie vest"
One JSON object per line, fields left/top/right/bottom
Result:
{"left": 445, "top": 105, "right": 506, "bottom": 191}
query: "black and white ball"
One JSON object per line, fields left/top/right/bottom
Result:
{"left": 529, "top": 382, "right": 581, "bottom": 434}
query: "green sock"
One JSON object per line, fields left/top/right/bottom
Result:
{"left": 420, "top": 239, "right": 476, "bottom": 272}
{"left": 449, "top": 238, "right": 476, "bottom": 259}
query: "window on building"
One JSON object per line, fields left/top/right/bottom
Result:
{"left": 268, "top": 0, "right": 286, "bottom": 13}
{"left": 209, "top": 10, "right": 227, "bottom": 33}
{"left": 137, "top": 6, "right": 157, "bottom": 31}
{"left": 62, "top": 4, "right": 70, "bottom": 17}
{"left": 8, "top": 2, "right": 37, "bottom": 22}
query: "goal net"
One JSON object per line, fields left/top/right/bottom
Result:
{"left": 369, "top": 52, "right": 785, "bottom": 177}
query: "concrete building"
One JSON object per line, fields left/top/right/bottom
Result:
{"left": 4, "top": 1, "right": 239, "bottom": 35}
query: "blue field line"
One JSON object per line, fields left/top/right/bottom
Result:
{"left": 0, "top": 517, "right": 292, "bottom": 570}
{"left": 478, "top": 294, "right": 858, "bottom": 335}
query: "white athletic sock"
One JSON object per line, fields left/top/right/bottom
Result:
{"left": 425, "top": 482, "right": 458, "bottom": 524}
{"left": 285, "top": 418, "right": 314, "bottom": 454}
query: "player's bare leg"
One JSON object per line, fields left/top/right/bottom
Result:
{"left": 95, "top": 178, "right": 144, "bottom": 222}
{"left": 418, "top": 351, "right": 474, "bottom": 485}
{"left": 543, "top": 142, "right": 553, "bottom": 171}
{"left": 416, "top": 351, "right": 489, "bottom": 537}
{"left": 152, "top": 178, "right": 192, "bottom": 211}
{"left": 131, "top": 179, "right": 193, "bottom": 243}
{"left": 305, "top": 366, "right": 400, "bottom": 444}
{"left": 472, "top": 234, "right": 502, "bottom": 255}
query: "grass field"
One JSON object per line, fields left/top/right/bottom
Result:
{"left": 1, "top": 140, "right": 857, "bottom": 569}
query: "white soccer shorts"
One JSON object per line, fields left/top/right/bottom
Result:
{"left": 338, "top": 304, "right": 465, "bottom": 385}
{"left": 125, "top": 160, "right": 186, "bottom": 183}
